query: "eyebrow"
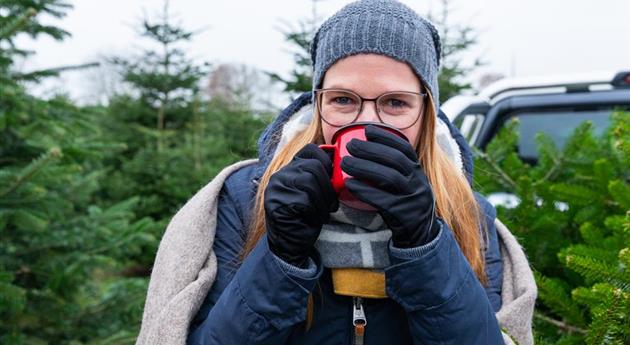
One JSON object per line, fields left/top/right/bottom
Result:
{"left": 325, "top": 84, "right": 348, "bottom": 89}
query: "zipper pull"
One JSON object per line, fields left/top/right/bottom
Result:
{"left": 353, "top": 297, "right": 366, "bottom": 345}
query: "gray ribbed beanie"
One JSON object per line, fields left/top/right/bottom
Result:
{"left": 310, "top": 0, "right": 442, "bottom": 112}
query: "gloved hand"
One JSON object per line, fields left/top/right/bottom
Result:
{"left": 264, "top": 143, "right": 340, "bottom": 267}
{"left": 340, "top": 124, "right": 440, "bottom": 248}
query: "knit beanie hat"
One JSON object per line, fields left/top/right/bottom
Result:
{"left": 310, "top": 0, "right": 442, "bottom": 112}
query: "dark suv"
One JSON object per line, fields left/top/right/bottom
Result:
{"left": 443, "top": 71, "right": 630, "bottom": 165}
{"left": 442, "top": 70, "right": 630, "bottom": 207}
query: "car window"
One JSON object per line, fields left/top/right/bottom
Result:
{"left": 454, "top": 113, "right": 485, "bottom": 145}
{"left": 506, "top": 108, "right": 617, "bottom": 162}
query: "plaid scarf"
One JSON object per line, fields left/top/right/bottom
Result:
{"left": 315, "top": 202, "right": 392, "bottom": 270}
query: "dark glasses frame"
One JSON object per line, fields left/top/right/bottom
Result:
{"left": 314, "top": 88, "right": 428, "bottom": 129}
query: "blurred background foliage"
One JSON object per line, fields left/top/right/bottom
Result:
{"left": 1, "top": 1, "right": 268, "bottom": 343}
{"left": 0, "top": 0, "right": 627, "bottom": 344}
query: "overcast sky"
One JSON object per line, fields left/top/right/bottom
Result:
{"left": 15, "top": 0, "right": 630, "bottom": 106}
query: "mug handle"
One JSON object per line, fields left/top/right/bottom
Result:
{"left": 318, "top": 144, "right": 336, "bottom": 165}
{"left": 318, "top": 144, "right": 335, "bottom": 150}
{"left": 318, "top": 144, "right": 342, "bottom": 193}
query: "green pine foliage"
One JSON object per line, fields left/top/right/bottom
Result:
{"left": 1, "top": 2, "right": 157, "bottom": 344}
{"left": 428, "top": 0, "right": 484, "bottom": 103}
{"left": 474, "top": 111, "right": 630, "bottom": 344}
{"left": 1, "top": 1, "right": 268, "bottom": 342}
{"left": 265, "top": 18, "right": 313, "bottom": 94}
{"left": 102, "top": 4, "right": 269, "bottom": 269}
{"left": 0, "top": 0, "right": 70, "bottom": 82}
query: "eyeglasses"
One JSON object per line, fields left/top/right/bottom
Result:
{"left": 314, "top": 88, "right": 427, "bottom": 129}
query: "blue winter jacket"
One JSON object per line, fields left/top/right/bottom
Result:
{"left": 187, "top": 92, "right": 505, "bottom": 345}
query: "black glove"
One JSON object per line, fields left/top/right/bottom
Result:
{"left": 264, "top": 143, "right": 340, "bottom": 267}
{"left": 340, "top": 124, "right": 440, "bottom": 248}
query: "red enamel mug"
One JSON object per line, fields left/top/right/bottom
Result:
{"left": 319, "top": 121, "right": 409, "bottom": 210}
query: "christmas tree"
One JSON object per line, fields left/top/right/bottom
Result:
{"left": 474, "top": 111, "right": 630, "bottom": 344}
{"left": 103, "top": 2, "right": 268, "bottom": 271}
{"left": 0, "top": 1, "right": 156, "bottom": 343}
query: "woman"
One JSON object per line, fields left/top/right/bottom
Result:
{"left": 136, "top": 1, "right": 537, "bottom": 345}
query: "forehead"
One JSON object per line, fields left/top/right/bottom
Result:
{"left": 322, "top": 54, "right": 422, "bottom": 95}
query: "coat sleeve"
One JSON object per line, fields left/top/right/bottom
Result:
{"left": 187, "top": 178, "right": 323, "bottom": 345}
{"left": 384, "top": 220, "right": 505, "bottom": 345}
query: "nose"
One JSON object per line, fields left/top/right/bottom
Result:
{"left": 355, "top": 100, "right": 381, "bottom": 123}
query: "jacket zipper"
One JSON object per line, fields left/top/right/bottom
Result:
{"left": 352, "top": 297, "right": 366, "bottom": 345}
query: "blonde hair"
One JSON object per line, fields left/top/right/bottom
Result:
{"left": 239, "top": 91, "right": 486, "bottom": 330}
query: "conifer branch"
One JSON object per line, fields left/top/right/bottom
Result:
{"left": 534, "top": 312, "right": 587, "bottom": 334}
{"left": 0, "top": 8, "right": 37, "bottom": 39}
{"left": 0, "top": 147, "right": 62, "bottom": 198}
{"left": 472, "top": 147, "right": 518, "bottom": 191}
{"left": 538, "top": 154, "right": 564, "bottom": 184}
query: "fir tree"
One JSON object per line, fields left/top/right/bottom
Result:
{"left": 474, "top": 111, "right": 630, "bottom": 344}
{"left": 265, "top": 18, "right": 314, "bottom": 95}
{"left": 103, "top": 1, "right": 267, "bottom": 269}
{"left": 1, "top": 1, "right": 155, "bottom": 343}
{"left": 110, "top": 1, "right": 209, "bottom": 152}
{"left": 427, "top": 0, "right": 484, "bottom": 103}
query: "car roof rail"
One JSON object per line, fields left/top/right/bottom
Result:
{"left": 479, "top": 70, "right": 630, "bottom": 101}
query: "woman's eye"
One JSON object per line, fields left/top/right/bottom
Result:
{"left": 388, "top": 99, "right": 407, "bottom": 107}
{"left": 333, "top": 97, "right": 354, "bottom": 105}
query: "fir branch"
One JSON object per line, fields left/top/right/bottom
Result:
{"left": 535, "top": 272, "right": 586, "bottom": 326}
{"left": 586, "top": 287, "right": 627, "bottom": 344}
{"left": 14, "top": 62, "right": 100, "bottom": 81}
{"left": 534, "top": 312, "right": 587, "bottom": 335}
{"left": 472, "top": 146, "right": 518, "bottom": 191}
{"left": 566, "top": 254, "right": 630, "bottom": 292}
{"left": 537, "top": 153, "right": 564, "bottom": 185}
{"left": 0, "top": 8, "right": 37, "bottom": 40}
{"left": 0, "top": 147, "right": 62, "bottom": 198}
